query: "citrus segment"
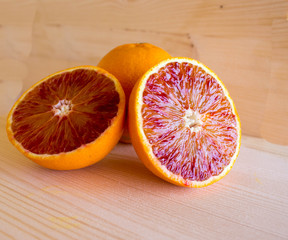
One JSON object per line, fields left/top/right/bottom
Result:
{"left": 129, "top": 58, "right": 241, "bottom": 187}
{"left": 7, "top": 66, "right": 125, "bottom": 170}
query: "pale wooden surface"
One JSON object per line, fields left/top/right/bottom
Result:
{"left": 0, "top": 116, "right": 288, "bottom": 240}
{"left": 0, "top": 0, "right": 288, "bottom": 144}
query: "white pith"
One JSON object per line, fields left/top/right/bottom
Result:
{"left": 183, "top": 109, "right": 202, "bottom": 133}
{"left": 52, "top": 99, "right": 73, "bottom": 117}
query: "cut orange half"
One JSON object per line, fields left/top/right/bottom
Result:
{"left": 129, "top": 58, "right": 241, "bottom": 187}
{"left": 6, "top": 66, "right": 125, "bottom": 170}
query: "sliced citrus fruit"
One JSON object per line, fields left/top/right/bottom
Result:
{"left": 6, "top": 66, "right": 125, "bottom": 170}
{"left": 129, "top": 58, "right": 241, "bottom": 187}
{"left": 98, "top": 43, "right": 171, "bottom": 143}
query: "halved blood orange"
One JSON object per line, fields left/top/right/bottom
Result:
{"left": 6, "top": 66, "right": 125, "bottom": 170}
{"left": 129, "top": 58, "right": 241, "bottom": 187}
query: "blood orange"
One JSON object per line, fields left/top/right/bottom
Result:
{"left": 6, "top": 66, "right": 125, "bottom": 170}
{"left": 129, "top": 58, "right": 241, "bottom": 187}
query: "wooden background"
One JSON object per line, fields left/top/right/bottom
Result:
{"left": 0, "top": 0, "right": 288, "bottom": 145}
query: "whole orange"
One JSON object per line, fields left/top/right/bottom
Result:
{"left": 98, "top": 43, "right": 171, "bottom": 143}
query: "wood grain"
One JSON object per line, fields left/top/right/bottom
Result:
{"left": 0, "top": 117, "right": 288, "bottom": 240}
{"left": 262, "top": 18, "right": 288, "bottom": 145}
{"left": 0, "top": 0, "right": 287, "bottom": 144}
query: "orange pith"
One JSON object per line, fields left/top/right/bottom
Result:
{"left": 7, "top": 66, "right": 125, "bottom": 170}
{"left": 129, "top": 58, "right": 241, "bottom": 187}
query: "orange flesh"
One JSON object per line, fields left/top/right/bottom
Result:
{"left": 142, "top": 62, "right": 238, "bottom": 181}
{"left": 12, "top": 69, "right": 119, "bottom": 155}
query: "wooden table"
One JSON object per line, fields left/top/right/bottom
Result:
{"left": 0, "top": 117, "right": 287, "bottom": 240}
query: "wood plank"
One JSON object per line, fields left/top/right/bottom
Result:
{"left": 0, "top": 0, "right": 287, "bottom": 144}
{"left": 0, "top": 117, "right": 288, "bottom": 239}
{"left": 35, "top": 0, "right": 284, "bottom": 36}
{"left": 262, "top": 18, "right": 288, "bottom": 145}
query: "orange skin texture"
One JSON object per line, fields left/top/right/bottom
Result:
{"left": 6, "top": 66, "right": 125, "bottom": 170}
{"left": 128, "top": 58, "right": 241, "bottom": 187}
{"left": 98, "top": 43, "right": 171, "bottom": 143}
